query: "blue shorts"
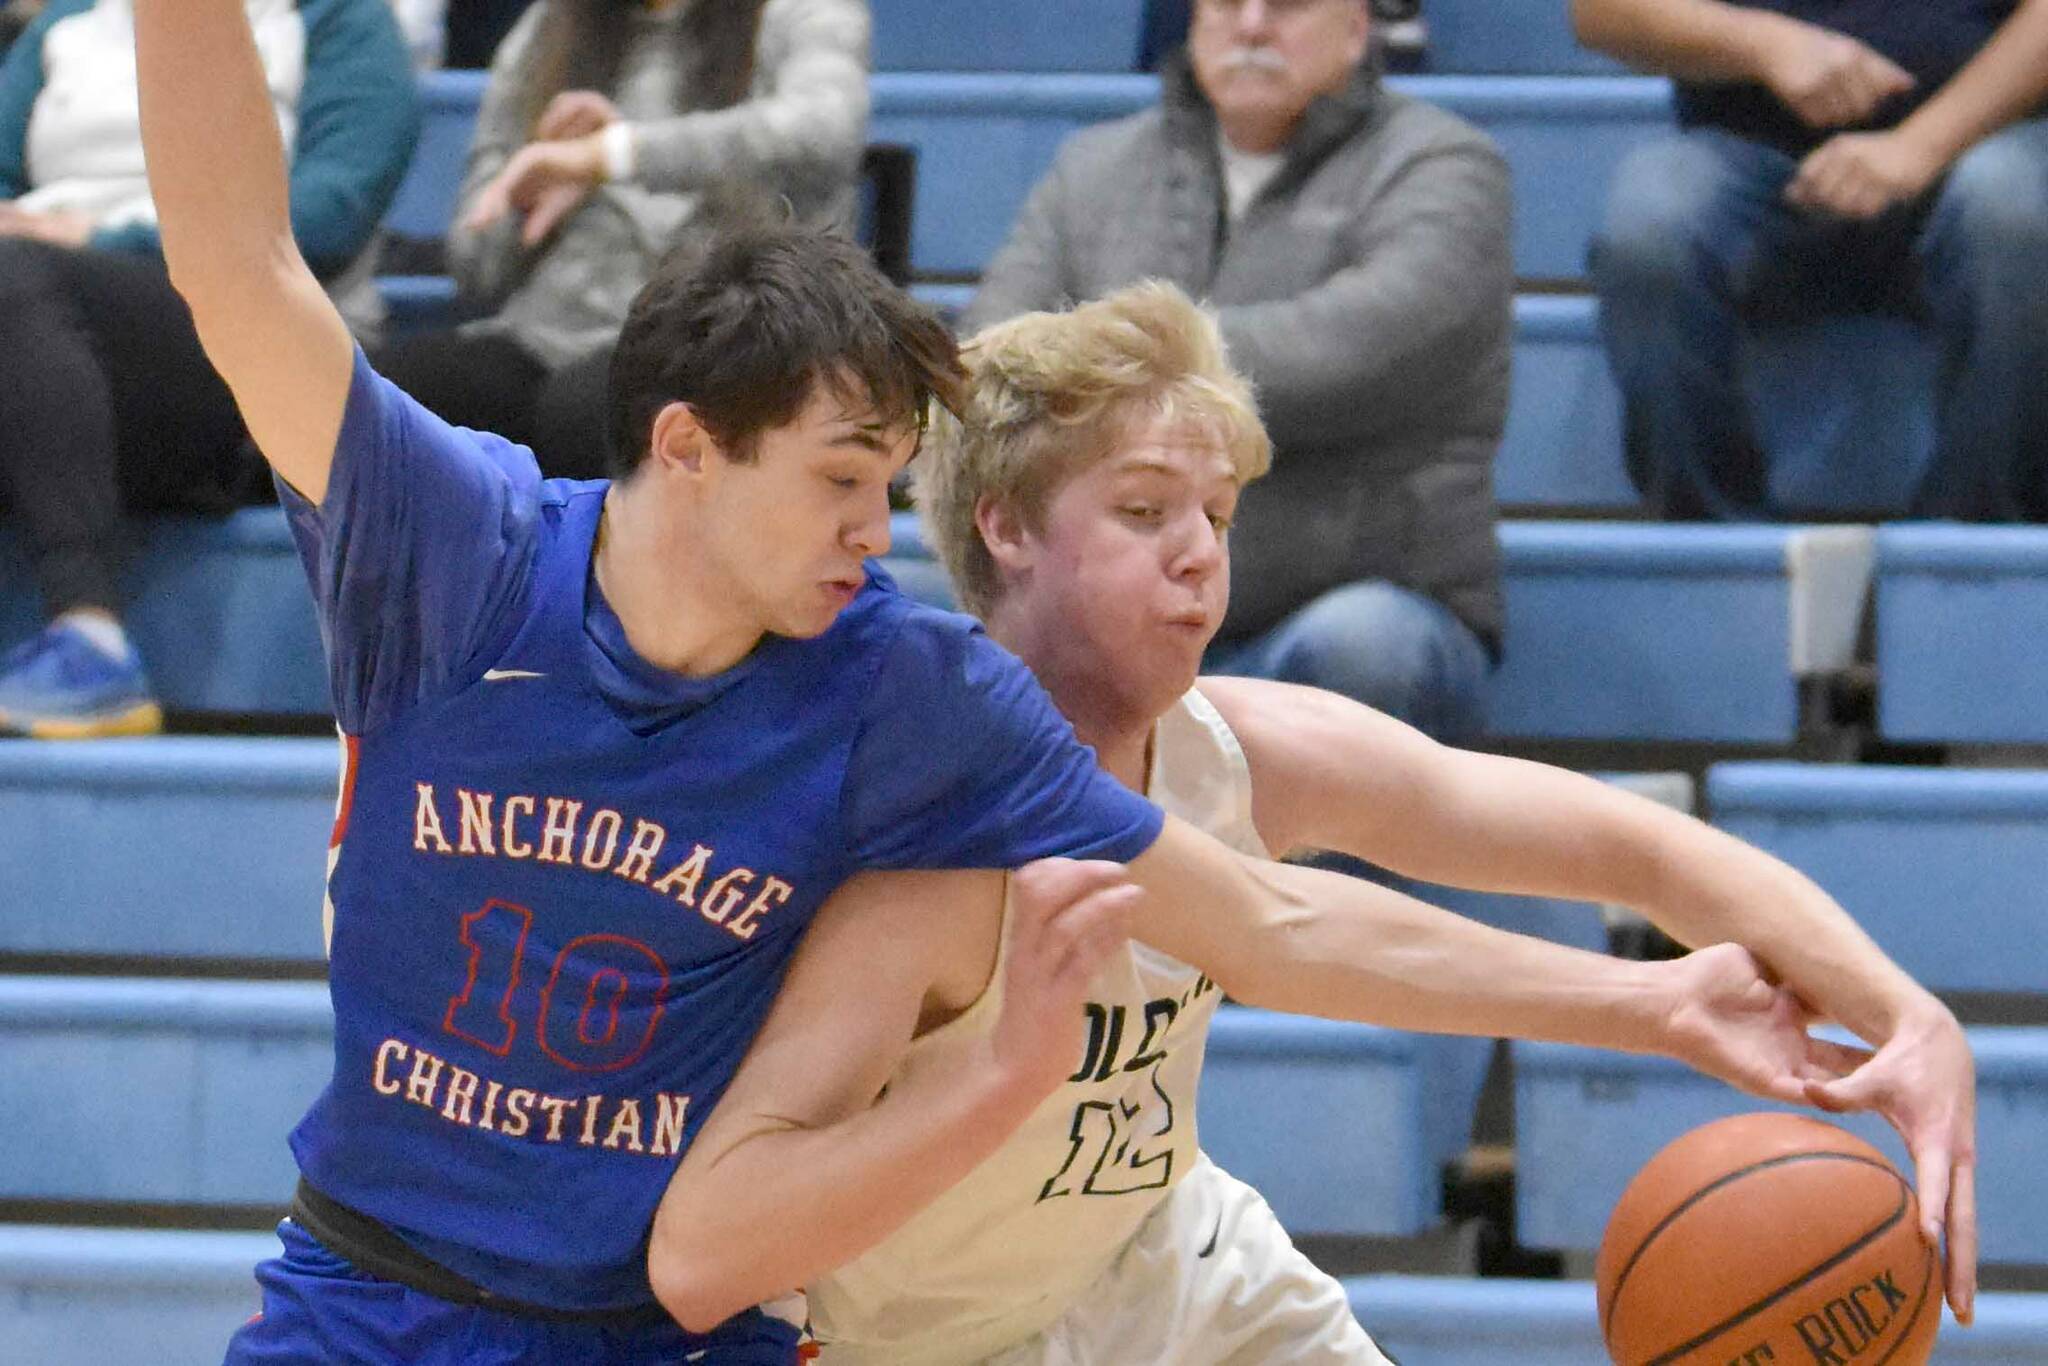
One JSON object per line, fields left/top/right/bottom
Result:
{"left": 222, "top": 1221, "right": 803, "bottom": 1365}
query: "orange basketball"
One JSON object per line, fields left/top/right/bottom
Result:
{"left": 1594, "top": 1112, "right": 1943, "bottom": 1366}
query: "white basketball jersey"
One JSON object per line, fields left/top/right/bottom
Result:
{"left": 808, "top": 688, "right": 1270, "bottom": 1365}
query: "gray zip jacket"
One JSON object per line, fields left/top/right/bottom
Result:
{"left": 964, "top": 55, "right": 1509, "bottom": 652}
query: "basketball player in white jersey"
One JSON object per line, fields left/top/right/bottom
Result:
{"left": 645, "top": 283, "right": 1974, "bottom": 1360}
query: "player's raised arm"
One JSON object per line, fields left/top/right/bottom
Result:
{"left": 648, "top": 861, "right": 1136, "bottom": 1334}
{"left": 134, "top": 0, "right": 354, "bottom": 503}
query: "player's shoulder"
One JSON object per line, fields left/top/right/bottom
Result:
{"left": 1191, "top": 675, "right": 1373, "bottom": 776}
{"left": 826, "top": 570, "right": 1017, "bottom": 691}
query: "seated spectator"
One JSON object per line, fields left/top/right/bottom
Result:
{"left": 1579, "top": 0, "right": 2048, "bottom": 521}
{"left": 967, "top": 0, "right": 1510, "bottom": 746}
{"left": 0, "top": 0, "right": 417, "bottom": 737}
{"left": 371, "top": 0, "right": 869, "bottom": 479}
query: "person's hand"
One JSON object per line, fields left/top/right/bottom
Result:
{"left": 460, "top": 136, "right": 607, "bottom": 246}
{"left": 1656, "top": 943, "right": 1845, "bottom": 1105}
{"left": 987, "top": 859, "right": 1140, "bottom": 1100}
{"left": 535, "top": 89, "right": 620, "bottom": 142}
{"left": 1751, "top": 14, "right": 1915, "bottom": 129}
{"left": 1805, "top": 997, "right": 1978, "bottom": 1324}
{"left": 0, "top": 205, "right": 93, "bottom": 247}
{"left": 1785, "top": 129, "right": 1948, "bottom": 219}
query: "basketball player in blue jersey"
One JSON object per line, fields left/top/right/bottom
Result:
{"left": 649, "top": 284, "right": 1983, "bottom": 1359}
{"left": 135, "top": 3, "right": 1975, "bottom": 1361}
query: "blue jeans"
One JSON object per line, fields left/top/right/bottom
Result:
{"left": 1204, "top": 580, "right": 1490, "bottom": 744}
{"left": 1591, "top": 119, "right": 2048, "bottom": 521}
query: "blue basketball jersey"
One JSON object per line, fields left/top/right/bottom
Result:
{"left": 274, "top": 351, "right": 1164, "bottom": 1317}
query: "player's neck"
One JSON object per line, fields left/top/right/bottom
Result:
{"left": 989, "top": 614, "right": 1154, "bottom": 791}
{"left": 594, "top": 485, "right": 764, "bottom": 677}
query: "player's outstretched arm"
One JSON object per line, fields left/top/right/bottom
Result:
{"left": 134, "top": 0, "right": 353, "bottom": 503}
{"left": 1189, "top": 674, "right": 1978, "bottom": 1323}
{"left": 648, "top": 860, "right": 1137, "bottom": 1334}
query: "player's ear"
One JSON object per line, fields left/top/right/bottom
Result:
{"left": 976, "top": 493, "right": 1036, "bottom": 574}
{"left": 647, "top": 401, "right": 713, "bottom": 476}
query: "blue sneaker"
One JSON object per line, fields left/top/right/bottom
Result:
{"left": 0, "top": 623, "right": 163, "bottom": 739}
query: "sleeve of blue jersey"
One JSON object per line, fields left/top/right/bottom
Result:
{"left": 274, "top": 346, "right": 544, "bottom": 734}
{"left": 841, "top": 609, "right": 1166, "bottom": 870}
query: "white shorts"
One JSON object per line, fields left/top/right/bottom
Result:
{"left": 981, "top": 1154, "right": 1393, "bottom": 1366}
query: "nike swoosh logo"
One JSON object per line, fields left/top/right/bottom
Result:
{"left": 481, "top": 668, "right": 547, "bottom": 682}
{"left": 1197, "top": 1213, "right": 1222, "bottom": 1258}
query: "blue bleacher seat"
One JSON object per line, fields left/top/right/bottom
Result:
{"left": 1487, "top": 522, "right": 1871, "bottom": 743}
{"left": 1421, "top": 0, "right": 1626, "bottom": 75}
{"left": 0, "top": 739, "right": 335, "bottom": 962}
{"left": 0, "top": 1227, "right": 273, "bottom": 1366}
{"left": 1348, "top": 1275, "right": 1602, "bottom": 1365}
{"left": 1516, "top": 1030, "right": 2048, "bottom": 1265}
{"left": 1417, "top": 75, "right": 1670, "bottom": 282}
{"left": 0, "top": 511, "right": 328, "bottom": 717}
{"left": 384, "top": 70, "right": 489, "bottom": 245}
{"left": 1498, "top": 295, "right": 1633, "bottom": 511}
{"left": 1200, "top": 1007, "right": 1442, "bottom": 1237}
{"left": 1709, "top": 763, "right": 2048, "bottom": 992}
{"left": 1876, "top": 525, "right": 2048, "bottom": 745}
{"left": 0, "top": 978, "right": 329, "bottom": 1205}
{"left": 1346, "top": 1275, "right": 2039, "bottom": 1364}
{"left": 871, "top": 0, "right": 1148, "bottom": 73}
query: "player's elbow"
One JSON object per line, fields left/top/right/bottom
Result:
{"left": 647, "top": 1220, "right": 751, "bottom": 1336}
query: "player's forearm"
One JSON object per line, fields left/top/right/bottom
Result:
{"left": 1233, "top": 864, "right": 1687, "bottom": 1050}
{"left": 649, "top": 1054, "right": 1040, "bottom": 1334}
{"left": 134, "top": 0, "right": 299, "bottom": 305}
{"left": 1625, "top": 817, "right": 1933, "bottom": 1041}
{"left": 1572, "top": 0, "right": 1777, "bottom": 81}
{"left": 1892, "top": 0, "right": 2048, "bottom": 168}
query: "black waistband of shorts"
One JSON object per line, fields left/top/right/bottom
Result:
{"left": 290, "top": 1178, "right": 668, "bottom": 1327}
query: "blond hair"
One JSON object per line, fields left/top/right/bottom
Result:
{"left": 914, "top": 281, "right": 1271, "bottom": 620}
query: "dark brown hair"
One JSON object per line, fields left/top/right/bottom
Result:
{"left": 519, "top": 0, "right": 772, "bottom": 134}
{"left": 607, "top": 213, "right": 968, "bottom": 477}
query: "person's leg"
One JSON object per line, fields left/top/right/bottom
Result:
{"left": 1589, "top": 129, "right": 1807, "bottom": 519}
{"left": 370, "top": 329, "right": 551, "bottom": 449}
{"left": 1912, "top": 116, "right": 2048, "bottom": 521}
{"left": 1205, "top": 580, "right": 1489, "bottom": 745}
{"left": 0, "top": 239, "right": 226, "bottom": 734}
{"left": 0, "top": 238, "right": 129, "bottom": 618}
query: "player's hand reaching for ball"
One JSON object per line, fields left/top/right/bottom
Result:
{"left": 1656, "top": 943, "right": 1834, "bottom": 1106}
{"left": 1804, "top": 996, "right": 1978, "bottom": 1325}
{"left": 989, "top": 859, "right": 1141, "bottom": 1100}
